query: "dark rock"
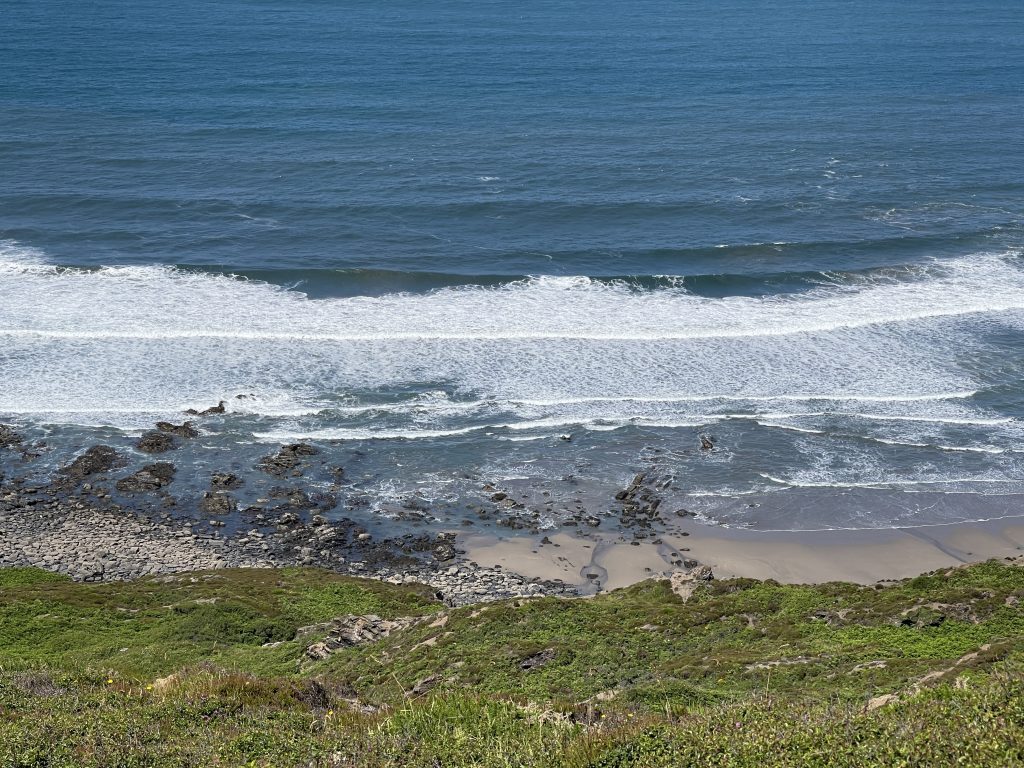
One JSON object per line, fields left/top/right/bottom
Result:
{"left": 700, "top": 434, "right": 714, "bottom": 451}
{"left": 900, "top": 607, "right": 946, "bottom": 628}
{"left": 60, "top": 446, "right": 125, "bottom": 483}
{"left": 136, "top": 431, "right": 177, "bottom": 454}
{"left": 432, "top": 542, "right": 457, "bottom": 562}
{"left": 269, "top": 487, "right": 320, "bottom": 510}
{"left": 519, "top": 648, "right": 556, "bottom": 671}
{"left": 308, "top": 491, "right": 339, "bottom": 511}
{"left": 210, "top": 472, "right": 243, "bottom": 490}
{"left": 0, "top": 425, "right": 24, "bottom": 449}
{"left": 155, "top": 421, "right": 199, "bottom": 438}
{"left": 294, "top": 680, "right": 331, "bottom": 711}
{"left": 116, "top": 462, "right": 175, "bottom": 493}
{"left": 185, "top": 401, "right": 226, "bottom": 417}
{"left": 409, "top": 675, "right": 439, "bottom": 697}
{"left": 256, "top": 443, "right": 320, "bottom": 477}
{"left": 200, "top": 492, "right": 236, "bottom": 515}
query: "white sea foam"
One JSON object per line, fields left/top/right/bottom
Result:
{"left": 252, "top": 426, "right": 485, "bottom": 442}
{"left": 1, "top": 243, "right": 1022, "bottom": 437}
{"left": 760, "top": 473, "right": 1016, "bottom": 489}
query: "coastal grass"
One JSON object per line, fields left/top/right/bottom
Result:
{"left": 0, "top": 567, "right": 439, "bottom": 678}
{"left": 0, "top": 561, "right": 1022, "bottom": 766}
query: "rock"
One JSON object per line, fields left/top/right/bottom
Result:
{"left": 898, "top": 603, "right": 977, "bottom": 628}
{"left": 210, "top": 472, "right": 243, "bottom": 490}
{"left": 136, "top": 431, "right": 177, "bottom": 454}
{"left": 865, "top": 693, "right": 898, "bottom": 712}
{"left": 155, "top": 421, "right": 199, "bottom": 438}
{"left": 409, "top": 675, "right": 439, "bottom": 697}
{"left": 519, "top": 648, "right": 556, "bottom": 670}
{"left": 432, "top": 542, "right": 457, "bottom": 562}
{"left": 0, "top": 425, "right": 24, "bottom": 449}
{"left": 668, "top": 565, "right": 714, "bottom": 603}
{"left": 60, "top": 445, "right": 125, "bottom": 483}
{"left": 304, "top": 614, "right": 420, "bottom": 659}
{"left": 200, "top": 492, "right": 235, "bottom": 515}
{"left": 700, "top": 434, "right": 714, "bottom": 451}
{"left": 185, "top": 401, "right": 226, "bottom": 416}
{"left": 256, "top": 443, "right": 320, "bottom": 477}
{"left": 899, "top": 606, "right": 946, "bottom": 628}
{"left": 116, "top": 463, "right": 176, "bottom": 493}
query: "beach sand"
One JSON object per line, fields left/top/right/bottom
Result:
{"left": 461, "top": 516, "right": 1024, "bottom": 591}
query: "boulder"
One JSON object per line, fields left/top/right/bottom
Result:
{"left": 136, "top": 431, "right": 177, "bottom": 454}
{"left": 116, "top": 462, "right": 176, "bottom": 493}
{"left": 155, "top": 421, "right": 199, "bottom": 438}
{"left": 210, "top": 472, "right": 243, "bottom": 490}
{"left": 60, "top": 446, "right": 125, "bottom": 483}
{"left": 0, "top": 425, "right": 24, "bottom": 450}
{"left": 432, "top": 542, "right": 457, "bottom": 562}
{"left": 185, "top": 401, "right": 226, "bottom": 417}
{"left": 200, "top": 492, "right": 235, "bottom": 515}
{"left": 256, "top": 443, "right": 320, "bottom": 477}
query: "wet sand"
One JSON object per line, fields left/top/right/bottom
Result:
{"left": 461, "top": 516, "right": 1024, "bottom": 591}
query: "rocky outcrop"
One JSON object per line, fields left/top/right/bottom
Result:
{"left": 897, "top": 603, "right": 979, "bottom": 628}
{"left": 59, "top": 446, "right": 125, "bottom": 484}
{"left": 200, "top": 491, "right": 236, "bottom": 515}
{"left": 305, "top": 614, "right": 422, "bottom": 660}
{"left": 136, "top": 431, "right": 177, "bottom": 454}
{"left": 614, "top": 472, "right": 664, "bottom": 533}
{"left": 211, "top": 472, "right": 243, "bottom": 490}
{"left": 156, "top": 421, "right": 199, "bottom": 438}
{"left": 185, "top": 401, "right": 226, "bottom": 417}
{"left": 668, "top": 565, "right": 714, "bottom": 602}
{"left": 116, "top": 462, "right": 176, "bottom": 493}
{"left": 0, "top": 425, "right": 24, "bottom": 450}
{"left": 256, "top": 443, "right": 319, "bottom": 477}
{"left": 432, "top": 533, "right": 458, "bottom": 562}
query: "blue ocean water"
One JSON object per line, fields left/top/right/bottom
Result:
{"left": 2, "top": 0, "right": 1024, "bottom": 530}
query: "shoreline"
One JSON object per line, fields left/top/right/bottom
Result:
{"left": 463, "top": 515, "right": 1024, "bottom": 591}
{"left": 3, "top": 425, "right": 1023, "bottom": 601}
{"left": 3, "top": 468, "right": 1022, "bottom": 600}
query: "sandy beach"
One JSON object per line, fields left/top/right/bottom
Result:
{"left": 462, "top": 515, "right": 1024, "bottom": 591}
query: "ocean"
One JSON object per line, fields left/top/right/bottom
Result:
{"left": 2, "top": 0, "right": 1024, "bottom": 533}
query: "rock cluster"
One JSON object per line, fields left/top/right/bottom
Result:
{"left": 156, "top": 421, "right": 199, "bottom": 438}
{"left": 305, "top": 614, "right": 422, "bottom": 659}
{"left": 185, "top": 401, "right": 226, "bottom": 416}
{"left": 375, "top": 562, "right": 565, "bottom": 607}
{"left": 0, "top": 487, "right": 274, "bottom": 580}
{"left": 136, "top": 431, "right": 178, "bottom": 454}
{"left": 0, "top": 425, "right": 24, "bottom": 450}
{"left": 615, "top": 472, "right": 665, "bottom": 536}
{"left": 116, "top": 462, "right": 176, "bottom": 492}
{"left": 256, "top": 443, "right": 319, "bottom": 477}
{"left": 2, "top": 436, "right": 584, "bottom": 607}
{"left": 58, "top": 445, "right": 125, "bottom": 485}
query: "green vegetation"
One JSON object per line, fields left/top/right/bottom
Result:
{"left": 1, "top": 562, "right": 1022, "bottom": 766}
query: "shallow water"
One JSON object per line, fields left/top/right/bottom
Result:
{"left": 2, "top": 0, "right": 1023, "bottom": 530}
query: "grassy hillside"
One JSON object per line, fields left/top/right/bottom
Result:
{"left": 1, "top": 562, "right": 1022, "bottom": 767}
